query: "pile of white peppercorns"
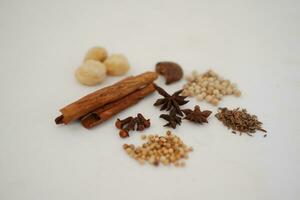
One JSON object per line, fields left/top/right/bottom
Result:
{"left": 123, "top": 131, "right": 193, "bottom": 167}
{"left": 181, "top": 70, "right": 241, "bottom": 106}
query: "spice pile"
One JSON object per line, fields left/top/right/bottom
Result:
{"left": 182, "top": 70, "right": 241, "bottom": 106}
{"left": 75, "top": 46, "right": 130, "bottom": 86}
{"left": 55, "top": 49, "right": 269, "bottom": 168}
{"left": 154, "top": 85, "right": 188, "bottom": 128}
{"left": 123, "top": 131, "right": 193, "bottom": 167}
{"left": 116, "top": 114, "right": 151, "bottom": 138}
{"left": 182, "top": 105, "right": 212, "bottom": 124}
{"left": 215, "top": 107, "right": 267, "bottom": 137}
{"left": 154, "top": 85, "right": 212, "bottom": 129}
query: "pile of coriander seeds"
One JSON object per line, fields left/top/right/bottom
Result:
{"left": 123, "top": 131, "right": 193, "bottom": 167}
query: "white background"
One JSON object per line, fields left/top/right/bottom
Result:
{"left": 0, "top": 0, "right": 299, "bottom": 200}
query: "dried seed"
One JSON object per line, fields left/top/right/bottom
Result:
{"left": 123, "top": 131, "right": 192, "bottom": 167}
{"left": 182, "top": 70, "right": 241, "bottom": 106}
{"left": 215, "top": 107, "right": 267, "bottom": 137}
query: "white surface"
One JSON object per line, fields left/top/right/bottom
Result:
{"left": 0, "top": 0, "right": 299, "bottom": 200}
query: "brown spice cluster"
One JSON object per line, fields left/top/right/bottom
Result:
{"left": 154, "top": 85, "right": 212, "bottom": 128}
{"left": 215, "top": 107, "right": 267, "bottom": 136}
{"left": 123, "top": 131, "right": 193, "bottom": 167}
{"left": 116, "top": 113, "right": 150, "bottom": 138}
{"left": 154, "top": 85, "right": 189, "bottom": 129}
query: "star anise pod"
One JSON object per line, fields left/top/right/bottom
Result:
{"left": 154, "top": 84, "right": 189, "bottom": 116}
{"left": 182, "top": 105, "right": 212, "bottom": 124}
{"left": 160, "top": 109, "right": 182, "bottom": 129}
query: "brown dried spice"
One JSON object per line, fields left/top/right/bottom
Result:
{"left": 154, "top": 85, "right": 189, "bottom": 129}
{"left": 115, "top": 114, "right": 151, "bottom": 138}
{"left": 182, "top": 105, "right": 212, "bottom": 124}
{"left": 154, "top": 84, "right": 189, "bottom": 116}
{"left": 160, "top": 109, "right": 182, "bottom": 129}
{"left": 215, "top": 107, "right": 267, "bottom": 137}
{"left": 123, "top": 131, "right": 193, "bottom": 167}
{"left": 156, "top": 62, "right": 183, "bottom": 85}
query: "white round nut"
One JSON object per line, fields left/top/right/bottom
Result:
{"left": 104, "top": 54, "right": 130, "bottom": 76}
{"left": 84, "top": 46, "right": 108, "bottom": 62}
{"left": 205, "top": 95, "right": 213, "bottom": 102}
{"left": 210, "top": 98, "right": 219, "bottom": 106}
{"left": 213, "top": 89, "right": 219, "bottom": 95}
{"left": 75, "top": 60, "right": 107, "bottom": 86}
{"left": 200, "top": 92, "right": 207, "bottom": 97}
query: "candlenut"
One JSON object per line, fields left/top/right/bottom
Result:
{"left": 104, "top": 54, "right": 130, "bottom": 76}
{"left": 84, "top": 46, "right": 108, "bottom": 62}
{"left": 75, "top": 60, "right": 106, "bottom": 86}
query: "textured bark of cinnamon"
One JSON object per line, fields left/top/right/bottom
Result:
{"left": 81, "top": 84, "right": 155, "bottom": 129}
{"left": 55, "top": 72, "right": 158, "bottom": 124}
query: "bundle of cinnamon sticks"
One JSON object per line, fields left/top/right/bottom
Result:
{"left": 55, "top": 72, "right": 158, "bottom": 129}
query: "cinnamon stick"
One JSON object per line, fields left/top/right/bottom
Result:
{"left": 55, "top": 72, "right": 158, "bottom": 124}
{"left": 80, "top": 83, "right": 155, "bottom": 129}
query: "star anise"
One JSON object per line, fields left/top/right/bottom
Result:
{"left": 160, "top": 109, "right": 182, "bottom": 129}
{"left": 182, "top": 105, "right": 212, "bottom": 124}
{"left": 154, "top": 85, "right": 189, "bottom": 116}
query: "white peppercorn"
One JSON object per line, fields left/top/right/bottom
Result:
{"left": 182, "top": 70, "right": 241, "bottom": 106}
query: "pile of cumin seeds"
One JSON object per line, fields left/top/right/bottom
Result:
{"left": 215, "top": 107, "right": 267, "bottom": 137}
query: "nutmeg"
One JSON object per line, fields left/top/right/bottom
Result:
{"left": 155, "top": 61, "right": 183, "bottom": 85}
